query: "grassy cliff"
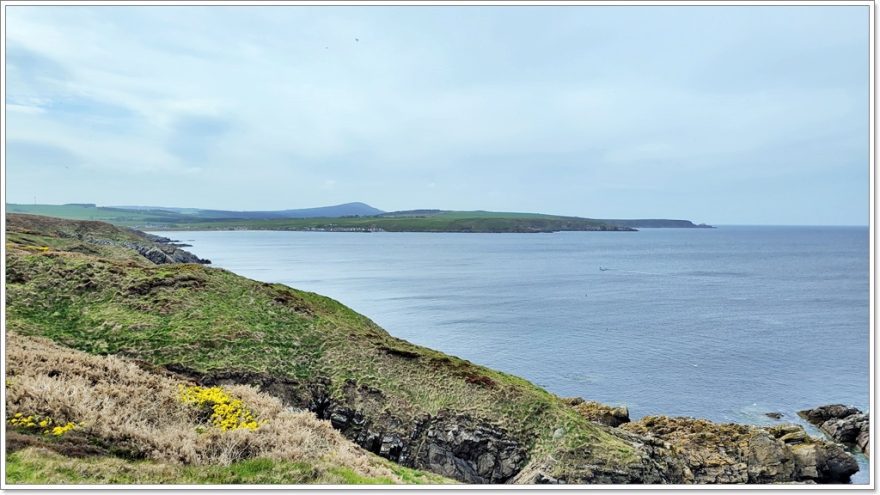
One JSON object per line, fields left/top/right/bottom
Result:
{"left": 5, "top": 332, "right": 450, "bottom": 485}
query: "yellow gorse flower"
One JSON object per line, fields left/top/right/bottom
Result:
{"left": 51, "top": 422, "right": 76, "bottom": 436}
{"left": 7, "top": 413, "right": 76, "bottom": 436}
{"left": 178, "top": 385, "right": 262, "bottom": 432}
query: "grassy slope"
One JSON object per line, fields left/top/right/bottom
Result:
{"left": 6, "top": 449, "right": 383, "bottom": 485}
{"left": 4, "top": 328, "right": 451, "bottom": 485}
{"left": 5, "top": 214, "right": 655, "bottom": 484}
{"left": 6, "top": 204, "right": 187, "bottom": 225}
{"left": 7, "top": 448, "right": 446, "bottom": 485}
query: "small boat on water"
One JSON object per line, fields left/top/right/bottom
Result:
{"left": 599, "top": 267, "right": 610, "bottom": 271}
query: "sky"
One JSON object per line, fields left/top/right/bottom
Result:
{"left": 4, "top": 5, "right": 870, "bottom": 225}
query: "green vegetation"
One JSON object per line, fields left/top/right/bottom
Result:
{"left": 5, "top": 318, "right": 454, "bottom": 485}
{"left": 6, "top": 203, "right": 187, "bottom": 225}
{"left": 6, "top": 448, "right": 449, "bottom": 485}
{"left": 6, "top": 203, "right": 633, "bottom": 232}
{"left": 165, "top": 210, "right": 627, "bottom": 233}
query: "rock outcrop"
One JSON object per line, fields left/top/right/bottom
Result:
{"left": 564, "top": 397, "right": 631, "bottom": 427}
{"left": 5, "top": 213, "right": 210, "bottom": 265}
{"left": 621, "top": 416, "right": 858, "bottom": 484}
{"left": 799, "top": 405, "right": 869, "bottom": 455}
{"left": 121, "top": 241, "right": 209, "bottom": 265}
{"left": 193, "top": 368, "right": 860, "bottom": 485}
{"left": 184, "top": 371, "right": 528, "bottom": 484}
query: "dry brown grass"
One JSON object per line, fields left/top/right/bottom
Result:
{"left": 4, "top": 332, "right": 395, "bottom": 479}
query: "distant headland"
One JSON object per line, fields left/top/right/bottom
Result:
{"left": 5, "top": 203, "right": 712, "bottom": 233}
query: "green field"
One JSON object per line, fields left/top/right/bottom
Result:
{"left": 6, "top": 204, "right": 188, "bottom": 225}
{"left": 156, "top": 212, "right": 629, "bottom": 232}
{"left": 5, "top": 204, "right": 634, "bottom": 232}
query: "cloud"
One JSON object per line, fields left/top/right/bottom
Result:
{"left": 2, "top": 5, "right": 869, "bottom": 224}
{"left": 166, "top": 113, "right": 234, "bottom": 164}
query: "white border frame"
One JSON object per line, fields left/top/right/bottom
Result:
{"left": 0, "top": 1, "right": 874, "bottom": 492}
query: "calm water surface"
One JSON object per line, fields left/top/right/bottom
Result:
{"left": 151, "top": 226, "right": 869, "bottom": 481}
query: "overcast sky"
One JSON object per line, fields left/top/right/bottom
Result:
{"left": 4, "top": 5, "right": 870, "bottom": 225}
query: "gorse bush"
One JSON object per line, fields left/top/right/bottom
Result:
{"left": 179, "top": 385, "right": 261, "bottom": 431}
{"left": 7, "top": 413, "right": 76, "bottom": 436}
{"left": 3, "top": 332, "right": 409, "bottom": 481}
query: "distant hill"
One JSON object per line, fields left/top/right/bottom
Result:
{"left": 6, "top": 202, "right": 385, "bottom": 226}
{"left": 111, "top": 202, "right": 385, "bottom": 219}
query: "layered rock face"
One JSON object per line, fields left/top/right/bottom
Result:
{"left": 799, "top": 405, "right": 869, "bottom": 455}
{"left": 621, "top": 416, "right": 859, "bottom": 484}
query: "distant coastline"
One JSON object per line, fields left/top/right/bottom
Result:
{"left": 5, "top": 203, "right": 712, "bottom": 234}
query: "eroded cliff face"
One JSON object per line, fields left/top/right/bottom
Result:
{"left": 170, "top": 366, "right": 860, "bottom": 485}
{"left": 168, "top": 369, "right": 530, "bottom": 483}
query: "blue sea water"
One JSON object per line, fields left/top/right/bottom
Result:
{"left": 150, "top": 226, "right": 870, "bottom": 481}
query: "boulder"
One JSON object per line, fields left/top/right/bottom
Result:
{"left": 798, "top": 405, "right": 869, "bottom": 455}
{"left": 799, "top": 405, "right": 861, "bottom": 425}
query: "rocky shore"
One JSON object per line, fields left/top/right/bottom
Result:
{"left": 621, "top": 416, "right": 857, "bottom": 483}
{"left": 799, "top": 405, "right": 869, "bottom": 455}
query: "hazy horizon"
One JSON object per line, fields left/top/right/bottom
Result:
{"left": 4, "top": 200, "right": 871, "bottom": 227}
{"left": 5, "top": 5, "right": 870, "bottom": 225}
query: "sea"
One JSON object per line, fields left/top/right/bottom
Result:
{"left": 150, "top": 226, "right": 870, "bottom": 482}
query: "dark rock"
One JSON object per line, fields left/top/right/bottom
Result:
{"left": 138, "top": 246, "right": 173, "bottom": 264}
{"left": 798, "top": 404, "right": 861, "bottom": 425}
{"left": 822, "top": 414, "right": 866, "bottom": 444}
{"left": 798, "top": 405, "right": 869, "bottom": 455}
{"left": 857, "top": 430, "right": 869, "bottom": 453}
{"left": 535, "top": 473, "right": 563, "bottom": 484}
{"left": 128, "top": 242, "right": 209, "bottom": 265}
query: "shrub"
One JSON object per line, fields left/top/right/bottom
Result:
{"left": 7, "top": 413, "right": 76, "bottom": 437}
{"left": 178, "top": 385, "right": 261, "bottom": 431}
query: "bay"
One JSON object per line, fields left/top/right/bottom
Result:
{"left": 150, "top": 226, "right": 870, "bottom": 482}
